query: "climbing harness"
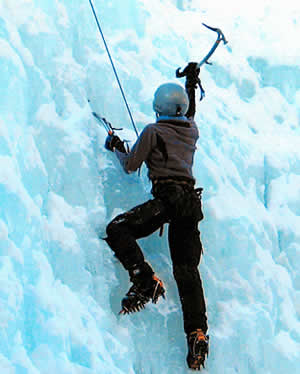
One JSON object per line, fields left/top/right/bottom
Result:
{"left": 88, "top": 0, "right": 139, "bottom": 137}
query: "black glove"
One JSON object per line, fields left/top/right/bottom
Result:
{"left": 176, "top": 67, "right": 184, "bottom": 77}
{"left": 105, "top": 134, "right": 127, "bottom": 153}
{"left": 185, "top": 63, "right": 200, "bottom": 87}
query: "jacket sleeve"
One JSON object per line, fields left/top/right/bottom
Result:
{"left": 115, "top": 125, "right": 156, "bottom": 174}
{"left": 185, "top": 85, "right": 196, "bottom": 119}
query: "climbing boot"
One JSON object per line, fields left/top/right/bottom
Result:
{"left": 120, "top": 273, "right": 165, "bottom": 315}
{"left": 186, "top": 329, "right": 209, "bottom": 370}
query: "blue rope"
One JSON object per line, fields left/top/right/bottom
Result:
{"left": 88, "top": 0, "right": 139, "bottom": 137}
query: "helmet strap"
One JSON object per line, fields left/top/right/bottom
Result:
{"left": 176, "top": 106, "right": 182, "bottom": 116}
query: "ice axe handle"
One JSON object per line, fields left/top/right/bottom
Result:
{"left": 198, "top": 23, "right": 228, "bottom": 67}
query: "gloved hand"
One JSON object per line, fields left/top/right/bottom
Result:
{"left": 175, "top": 67, "right": 182, "bottom": 77}
{"left": 185, "top": 63, "right": 201, "bottom": 88}
{"left": 186, "top": 62, "right": 200, "bottom": 74}
{"left": 105, "top": 134, "right": 127, "bottom": 153}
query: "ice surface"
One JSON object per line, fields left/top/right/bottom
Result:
{"left": 0, "top": 0, "right": 299, "bottom": 373}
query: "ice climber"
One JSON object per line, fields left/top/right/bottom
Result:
{"left": 104, "top": 64, "right": 209, "bottom": 370}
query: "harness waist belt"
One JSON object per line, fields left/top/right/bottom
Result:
{"left": 152, "top": 176, "right": 195, "bottom": 187}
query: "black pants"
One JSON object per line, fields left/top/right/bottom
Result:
{"left": 105, "top": 182, "right": 208, "bottom": 335}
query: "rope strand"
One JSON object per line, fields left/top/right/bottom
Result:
{"left": 88, "top": 0, "right": 139, "bottom": 137}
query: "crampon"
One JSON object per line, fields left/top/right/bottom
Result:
{"left": 119, "top": 275, "right": 165, "bottom": 315}
{"left": 186, "top": 329, "right": 209, "bottom": 371}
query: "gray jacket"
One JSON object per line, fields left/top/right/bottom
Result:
{"left": 115, "top": 116, "right": 199, "bottom": 181}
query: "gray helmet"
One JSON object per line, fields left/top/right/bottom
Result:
{"left": 153, "top": 83, "right": 189, "bottom": 116}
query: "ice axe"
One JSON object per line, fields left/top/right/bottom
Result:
{"left": 92, "top": 112, "right": 130, "bottom": 153}
{"left": 198, "top": 23, "right": 228, "bottom": 67}
{"left": 176, "top": 23, "right": 228, "bottom": 100}
{"left": 92, "top": 112, "right": 121, "bottom": 135}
